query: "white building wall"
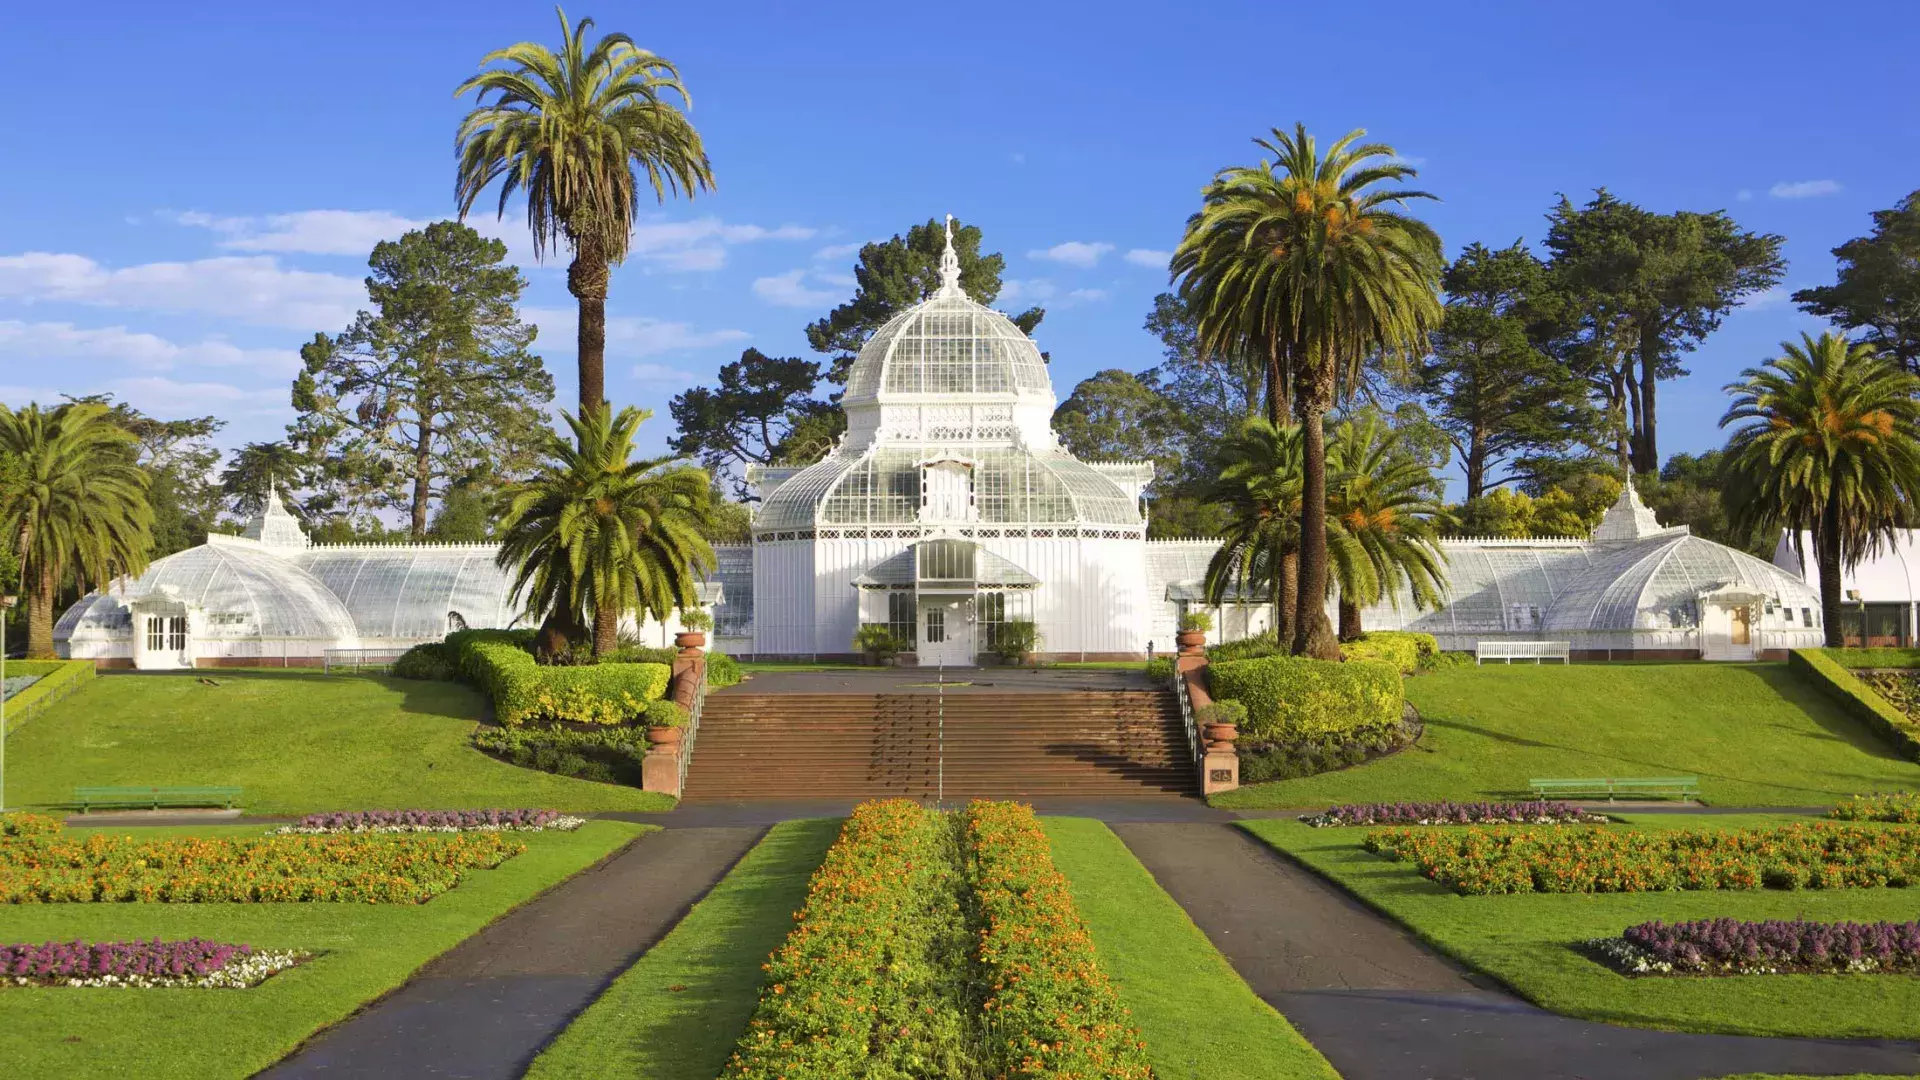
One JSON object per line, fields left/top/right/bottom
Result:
{"left": 812, "top": 535, "right": 913, "bottom": 655}
{"left": 752, "top": 540, "right": 817, "bottom": 656}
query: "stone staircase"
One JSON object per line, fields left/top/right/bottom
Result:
{"left": 680, "top": 690, "right": 1198, "bottom": 800}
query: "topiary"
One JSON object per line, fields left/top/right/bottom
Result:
{"left": 393, "top": 642, "right": 454, "bottom": 681}
{"left": 1209, "top": 655, "right": 1404, "bottom": 746}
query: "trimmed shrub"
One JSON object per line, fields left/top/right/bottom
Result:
{"left": 1824, "top": 647, "right": 1920, "bottom": 670}
{"left": 1210, "top": 655, "right": 1404, "bottom": 745}
{"left": 705, "top": 651, "right": 742, "bottom": 689}
{"left": 1340, "top": 631, "right": 1438, "bottom": 675}
{"left": 1, "top": 659, "right": 95, "bottom": 733}
{"left": 644, "top": 699, "right": 689, "bottom": 728}
{"left": 1178, "top": 610, "right": 1212, "bottom": 633}
{"left": 1790, "top": 647, "right": 1920, "bottom": 762}
{"left": 446, "top": 629, "right": 669, "bottom": 726}
{"left": 680, "top": 609, "right": 714, "bottom": 631}
{"left": 1193, "top": 699, "right": 1246, "bottom": 727}
{"left": 392, "top": 642, "right": 454, "bottom": 681}
{"left": 473, "top": 725, "right": 650, "bottom": 785}
{"left": 1209, "top": 633, "right": 1285, "bottom": 663}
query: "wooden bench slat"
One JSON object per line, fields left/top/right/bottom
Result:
{"left": 72, "top": 786, "right": 243, "bottom": 812}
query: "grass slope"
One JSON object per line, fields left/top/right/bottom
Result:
{"left": 527, "top": 818, "right": 841, "bottom": 1080}
{"left": 1217, "top": 663, "right": 1920, "bottom": 808}
{"left": 0, "top": 820, "right": 649, "bottom": 1079}
{"left": 1242, "top": 814, "right": 1920, "bottom": 1039}
{"left": 8, "top": 671, "right": 673, "bottom": 813}
{"left": 1042, "top": 817, "right": 1339, "bottom": 1080}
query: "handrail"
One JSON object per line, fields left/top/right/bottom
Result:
{"left": 676, "top": 660, "right": 709, "bottom": 794}
{"left": 1169, "top": 662, "right": 1202, "bottom": 766}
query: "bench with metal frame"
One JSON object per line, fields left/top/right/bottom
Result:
{"left": 1527, "top": 776, "right": 1699, "bottom": 801}
{"left": 73, "top": 786, "right": 244, "bottom": 812}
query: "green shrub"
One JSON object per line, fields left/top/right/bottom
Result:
{"left": 705, "top": 651, "right": 742, "bottom": 689}
{"left": 1144, "top": 656, "right": 1174, "bottom": 683}
{"left": 392, "top": 642, "right": 454, "bottom": 681}
{"left": 1822, "top": 647, "right": 1920, "bottom": 670}
{"left": 1, "top": 659, "right": 95, "bottom": 733}
{"left": 679, "top": 609, "right": 713, "bottom": 632}
{"left": 989, "top": 619, "right": 1038, "bottom": 662}
{"left": 1178, "top": 610, "right": 1213, "bottom": 633}
{"left": 473, "top": 725, "right": 649, "bottom": 785}
{"left": 1425, "top": 650, "right": 1477, "bottom": 671}
{"left": 445, "top": 629, "right": 669, "bottom": 726}
{"left": 601, "top": 644, "right": 676, "bottom": 666}
{"left": 1340, "top": 631, "right": 1438, "bottom": 675}
{"left": 1209, "top": 633, "right": 1285, "bottom": 663}
{"left": 853, "top": 623, "right": 905, "bottom": 657}
{"left": 1209, "top": 655, "right": 1404, "bottom": 745}
{"left": 644, "top": 699, "right": 689, "bottom": 728}
{"left": 1194, "top": 699, "right": 1246, "bottom": 727}
{"left": 1791, "top": 648, "right": 1920, "bottom": 762}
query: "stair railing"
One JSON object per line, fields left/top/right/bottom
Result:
{"left": 1169, "top": 662, "right": 1203, "bottom": 767}
{"left": 676, "top": 661, "right": 709, "bottom": 794}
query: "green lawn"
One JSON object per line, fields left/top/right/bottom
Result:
{"left": 0, "top": 819, "right": 650, "bottom": 1079}
{"left": 527, "top": 818, "right": 841, "bottom": 1080}
{"left": 6, "top": 671, "right": 674, "bottom": 813}
{"left": 1242, "top": 814, "right": 1920, "bottom": 1039}
{"left": 1215, "top": 663, "right": 1920, "bottom": 809}
{"left": 1042, "top": 817, "right": 1339, "bottom": 1080}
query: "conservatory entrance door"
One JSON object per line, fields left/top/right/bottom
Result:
{"left": 1730, "top": 605, "right": 1752, "bottom": 646}
{"left": 917, "top": 597, "right": 975, "bottom": 668}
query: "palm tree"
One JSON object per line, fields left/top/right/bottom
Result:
{"left": 1174, "top": 124, "right": 1444, "bottom": 658}
{"left": 455, "top": 9, "right": 714, "bottom": 424}
{"left": 1201, "top": 418, "right": 1302, "bottom": 648}
{"left": 0, "top": 403, "right": 153, "bottom": 658}
{"left": 1325, "top": 415, "right": 1449, "bottom": 640}
{"left": 496, "top": 406, "right": 717, "bottom": 657}
{"left": 1721, "top": 332, "right": 1920, "bottom": 646}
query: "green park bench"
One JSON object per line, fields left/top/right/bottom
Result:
{"left": 73, "top": 786, "right": 244, "bottom": 813}
{"left": 1528, "top": 776, "right": 1699, "bottom": 802}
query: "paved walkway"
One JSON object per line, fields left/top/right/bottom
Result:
{"left": 1113, "top": 822, "right": 1920, "bottom": 1079}
{"left": 260, "top": 826, "right": 764, "bottom": 1080}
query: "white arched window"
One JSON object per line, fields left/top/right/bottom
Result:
{"left": 920, "top": 460, "right": 975, "bottom": 522}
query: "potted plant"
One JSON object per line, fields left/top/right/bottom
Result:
{"left": 643, "top": 698, "right": 690, "bottom": 751}
{"left": 990, "top": 619, "right": 1040, "bottom": 666}
{"left": 1177, "top": 610, "right": 1212, "bottom": 653}
{"left": 675, "top": 610, "right": 712, "bottom": 652}
{"left": 1194, "top": 699, "right": 1244, "bottom": 748}
{"left": 854, "top": 623, "right": 903, "bottom": 666}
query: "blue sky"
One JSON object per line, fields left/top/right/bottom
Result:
{"left": 5, "top": 0, "right": 1917, "bottom": 494}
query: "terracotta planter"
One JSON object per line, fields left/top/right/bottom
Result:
{"left": 1176, "top": 629, "right": 1207, "bottom": 653}
{"left": 674, "top": 631, "right": 707, "bottom": 653}
{"left": 1203, "top": 722, "right": 1239, "bottom": 748}
{"left": 645, "top": 725, "right": 685, "bottom": 751}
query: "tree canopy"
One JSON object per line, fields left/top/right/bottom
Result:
{"left": 668, "top": 348, "right": 837, "bottom": 494}
{"left": 1794, "top": 189, "right": 1920, "bottom": 373}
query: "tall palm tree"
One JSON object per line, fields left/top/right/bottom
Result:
{"left": 455, "top": 8, "right": 714, "bottom": 424}
{"left": 1174, "top": 124, "right": 1444, "bottom": 658}
{"left": 1325, "top": 415, "right": 1449, "bottom": 640}
{"left": 1721, "top": 332, "right": 1920, "bottom": 646}
{"left": 0, "top": 403, "right": 153, "bottom": 658}
{"left": 1202, "top": 418, "right": 1302, "bottom": 647}
{"left": 496, "top": 406, "right": 716, "bottom": 657}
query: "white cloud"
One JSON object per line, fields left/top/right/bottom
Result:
{"left": 172, "top": 209, "right": 429, "bottom": 256}
{"left": 0, "top": 252, "right": 363, "bottom": 330}
{"left": 816, "top": 271, "right": 856, "bottom": 288}
{"left": 752, "top": 268, "right": 842, "bottom": 308}
{"left": 1027, "top": 241, "right": 1115, "bottom": 268}
{"left": 1736, "top": 189, "right": 1754, "bottom": 202}
{"left": 999, "top": 278, "right": 1056, "bottom": 304}
{"left": 0, "top": 320, "right": 301, "bottom": 374}
{"left": 629, "top": 362, "right": 700, "bottom": 384}
{"left": 1124, "top": 248, "right": 1171, "bottom": 269}
{"left": 0, "top": 375, "right": 288, "bottom": 419}
{"left": 1770, "top": 179, "right": 1842, "bottom": 199}
{"left": 629, "top": 217, "right": 817, "bottom": 272}
{"left": 1739, "top": 285, "right": 1792, "bottom": 312}
{"left": 1066, "top": 288, "right": 1109, "bottom": 303}
{"left": 812, "top": 241, "right": 866, "bottom": 262}
{"left": 525, "top": 306, "right": 749, "bottom": 357}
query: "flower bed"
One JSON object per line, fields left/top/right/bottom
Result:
{"left": 962, "top": 801, "right": 1154, "bottom": 1080}
{"left": 2, "top": 938, "right": 310, "bottom": 988}
{"left": 1300, "top": 801, "right": 1608, "bottom": 827}
{"left": 725, "top": 799, "right": 974, "bottom": 1078}
{"left": 0, "top": 830, "right": 522, "bottom": 903}
{"left": 1830, "top": 792, "right": 1920, "bottom": 823}
{"left": 1589, "top": 918, "right": 1920, "bottom": 976}
{"left": 1365, "top": 822, "right": 1920, "bottom": 895}
{"left": 275, "top": 809, "right": 586, "bottom": 834}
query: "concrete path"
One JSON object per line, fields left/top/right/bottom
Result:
{"left": 1113, "top": 822, "right": 1920, "bottom": 1080}
{"left": 260, "top": 825, "right": 764, "bottom": 1080}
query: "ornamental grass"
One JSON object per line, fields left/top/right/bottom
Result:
{"left": 0, "top": 831, "right": 521, "bottom": 904}
{"left": 1591, "top": 917, "right": 1920, "bottom": 976}
{"left": 963, "top": 801, "right": 1154, "bottom": 1080}
{"left": 1366, "top": 822, "right": 1920, "bottom": 895}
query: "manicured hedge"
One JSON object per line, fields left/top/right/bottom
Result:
{"left": 445, "top": 630, "right": 670, "bottom": 726}
{"left": 1209, "top": 655, "right": 1404, "bottom": 745}
{"left": 1789, "top": 648, "right": 1920, "bottom": 762}
{"left": 1338, "top": 631, "right": 1438, "bottom": 675}
{"left": 1822, "top": 647, "right": 1920, "bottom": 670}
{"left": 1, "top": 659, "right": 95, "bottom": 733}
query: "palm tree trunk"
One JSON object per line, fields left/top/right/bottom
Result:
{"left": 1338, "top": 597, "right": 1362, "bottom": 642}
{"left": 1265, "top": 339, "right": 1285, "bottom": 426}
{"left": 1819, "top": 495, "right": 1845, "bottom": 648}
{"left": 593, "top": 605, "right": 619, "bottom": 657}
{"left": 26, "top": 561, "right": 56, "bottom": 659}
{"left": 1293, "top": 366, "right": 1339, "bottom": 659}
{"left": 1277, "top": 548, "right": 1298, "bottom": 647}
{"left": 568, "top": 245, "right": 610, "bottom": 424}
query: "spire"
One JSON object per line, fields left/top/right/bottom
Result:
{"left": 1590, "top": 474, "right": 1669, "bottom": 542}
{"left": 935, "top": 212, "right": 963, "bottom": 298}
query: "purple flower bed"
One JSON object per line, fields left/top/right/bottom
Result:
{"left": 278, "top": 809, "right": 584, "bottom": 834}
{"left": 2, "top": 938, "right": 310, "bottom": 988}
{"left": 1591, "top": 918, "right": 1920, "bottom": 976}
{"left": 1299, "top": 801, "right": 1610, "bottom": 827}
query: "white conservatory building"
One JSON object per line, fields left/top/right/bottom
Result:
{"left": 55, "top": 223, "right": 1825, "bottom": 667}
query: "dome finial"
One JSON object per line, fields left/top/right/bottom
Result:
{"left": 936, "top": 213, "right": 962, "bottom": 297}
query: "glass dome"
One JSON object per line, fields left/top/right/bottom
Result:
{"left": 842, "top": 292, "right": 1053, "bottom": 406}
{"left": 56, "top": 536, "right": 360, "bottom": 644}
{"left": 1541, "top": 532, "right": 1819, "bottom": 633}
{"left": 291, "top": 545, "right": 524, "bottom": 640}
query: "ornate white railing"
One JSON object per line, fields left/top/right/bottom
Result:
{"left": 322, "top": 647, "right": 412, "bottom": 673}
{"left": 1169, "top": 662, "right": 1202, "bottom": 766}
{"left": 676, "top": 661, "right": 710, "bottom": 794}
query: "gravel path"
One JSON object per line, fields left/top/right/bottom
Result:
{"left": 259, "top": 826, "right": 764, "bottom": 1080}
{"left": 1113, "top": 822, "right": 1920, "bottom": 1080}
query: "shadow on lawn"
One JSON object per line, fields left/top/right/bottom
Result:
{"left": 103, "top": 668, "right": 487, "bottom": 722}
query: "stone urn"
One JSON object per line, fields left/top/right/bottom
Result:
{"left": 1176, "top": 629, "right": 1207, "bottom": 654}
{"left": 674, "top": 630, "right": 706, "bottom": 653}
{"left": 645, "top": 726, "right": 685, "bottom": 752}
{"left": 1203, "top": 722, "right": 1238, "bottom": 750}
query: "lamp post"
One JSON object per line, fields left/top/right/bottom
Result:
{"left": 0, "top": 594, "right": 15, "bottom": 813}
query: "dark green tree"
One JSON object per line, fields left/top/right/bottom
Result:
{"left": 668, "top": 348, "right": 836, "bottom": 493}
{"left": 1052, "top": 369, "right": 1186, "bottom": 472}
{"left": 64, "top": 394, "right": 226, "bottom": 558}
{"left": 220, "top": 441, "right": 312, "bottom": 517}
{"left": 1794, "top": 189, "right": 1920, "bottom": 373}
{"left": 291, "top": 221, "right": 554, "bottom": 538}
{"left": 1415, "top": 243, "right": 1594, "bottom": 499}
{"left": 428, "top": 480, "right": 496, "bottom": 542}
{"left": 806, "top": 217, "right": 1044, "bottom": 385}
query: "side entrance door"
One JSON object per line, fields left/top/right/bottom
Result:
{"left": 918, "top": 598, "right": 974, "bottom": 667}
